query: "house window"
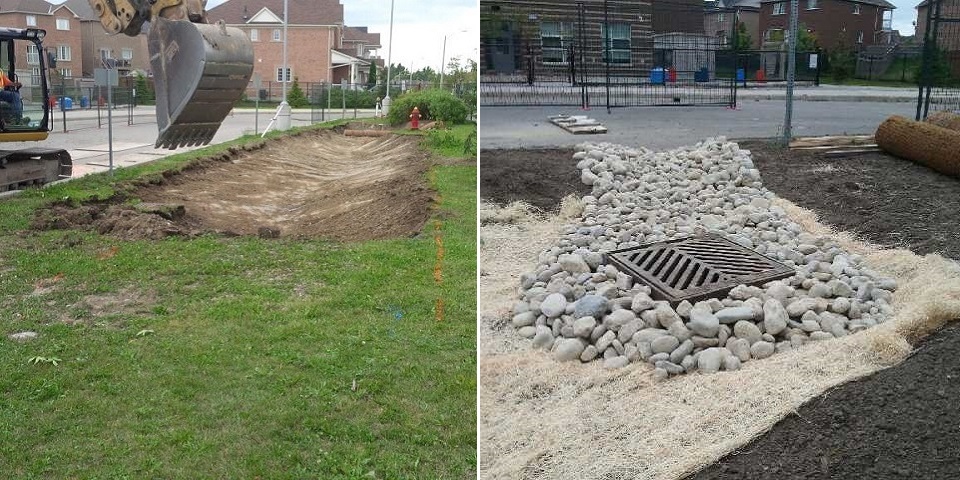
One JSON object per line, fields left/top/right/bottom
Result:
{"left": 718, "top": 13, "right": 725, "bottom": 22}
{"left": 26, "top": 45, "right": 40, "bottom": 65}
{"left": 601, "top": 23, "right": 631, "bottom": 64}
{"left": 31, "top": 67, "right": 41, "bottom": 85}
{"left": 26, "top": 15, "right": 37, "bottom": 26}
{"left": 764, "top": 28, "right": 785, "bottom": 42}
{"left": 56, "top": 18, "right": 70, "bottom": 30}
{"left": 807, "top": 0, "right": 818, "bottom": 9}
{"left": 276, "top": 67, "right": 291, "bottom": 82}
{"left": 57, "top": 45, "right": 71, "bottom": 61}
{"left": 250, "top": 29, "right": 259, "bottom": 41}
{"left": 273, "top": 29, "right": 282, "bottom": 41}
{"left": 857, "top": 30, "right": 863, "bottom": 43}
{"left": 540, "top": 22, "right": 573, "bottom": 64}
{"left": 773, "top": 2, "right": 786, "bottom": 15}
{"left": 100, "top": 48, "right": 112, "bottom": 59}
{"left": 121, "top": 48, "right": 133, "bottom": 60}
{"left": 853, "top": 4, "right": 861, "bottom": 14}
{"left": 58, "top": 68, "right": 72, "bottom": 78}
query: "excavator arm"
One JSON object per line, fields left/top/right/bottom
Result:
{"left": 87, "top": 0, "right": 254, "bottom": 149}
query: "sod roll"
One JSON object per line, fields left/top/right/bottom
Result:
{"left": 875, "top": 115, "right": 960, "bottom": 179}
{"left": 924, "top": 111, "right": 960, "bottom": 132}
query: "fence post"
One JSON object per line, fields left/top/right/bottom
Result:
{"left": 604, "top": 0, "right": 611, "bottom": 114}
{"left": 815, "top": 47, "right": 821, "bottom": 86}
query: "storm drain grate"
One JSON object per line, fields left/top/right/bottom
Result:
{"left": 605, "top": 234, "right": 796, "bottom": 305}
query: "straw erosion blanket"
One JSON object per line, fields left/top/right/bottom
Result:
{"left": 478, "top": 139, "right": 960, "bottom": 480}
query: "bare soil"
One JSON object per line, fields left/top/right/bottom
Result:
{"left": 741, "top": 141, "right": 960, "bottom": 259}
{"left": 688, "top": 142, "right": 960, "bottom": 480}
{"left": 479, "top": 148, "right": 590, "bottom": 211}
{"left": 33, "top": 131, "right": 433, "bottom": 242}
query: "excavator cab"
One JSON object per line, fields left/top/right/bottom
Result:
{"left": 0, "top": 27, "right": 70, "bottom": 191}
{"left": 0, "top": 28, "right": 51, "bottom": 142}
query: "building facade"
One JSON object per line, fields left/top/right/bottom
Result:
{"left": 704, "top": 0, "right": 761, "bottom": 48}
{"left": 0, "top": 0, "right": 83, "bottom": 86}
{"left": 480, "top": 0, "right": 655, "bottom": 78}
{"left": 206, "top": 0, "right": 381, "bottom": 87}
{"left": 759, "top": 0, "right": 895, "bottom": 50}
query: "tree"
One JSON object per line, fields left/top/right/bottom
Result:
{"left": 731, "top": 22, "right": 752, "bottom": 51}
{"left": 286, "top": 76, "right": 308, "bottom": 108}
{"left": 367, "top": 63, "right": 378, "bottom": 89}
{"left": 797, "top": 24, "right": 819, "bottom": 52}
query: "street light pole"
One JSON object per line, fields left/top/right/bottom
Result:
{"left": 383, "top": 0, "right": 395, "bottom": 115}
{"left": 277, "top": 0, "right": 291, "bottom": 130}
{"left": 440, "top": 29, "right": 467, "bottom": 90}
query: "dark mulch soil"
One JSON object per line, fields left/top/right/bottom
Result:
{"left": 741, "top": 141, "right": 960, "bottom": 259}
{"left": 689, "top": 142, "right": 960, "bottom": 480}
{"left": 479, "top": 148, "right": 590, "bottom": 211}
{"left": 689, "top": 321, "right": 960, "bottom": 480}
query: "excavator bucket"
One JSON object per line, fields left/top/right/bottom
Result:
{"left": 148, "top": 18, "right": 254, "bottom": 149}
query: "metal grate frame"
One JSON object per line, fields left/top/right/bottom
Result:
{"left": 605, "top": 234, "right": 795, "bottom": 305}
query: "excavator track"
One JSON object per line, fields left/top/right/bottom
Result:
{"left": 0, "top": 149, "right": 72, "bottom": 192}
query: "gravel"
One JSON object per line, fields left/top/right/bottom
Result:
{"left": 510, "top": 139, "right": 897, "bottom": 375}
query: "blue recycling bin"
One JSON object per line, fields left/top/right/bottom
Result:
{"left": 61, "top": 97, "right": 73, "bottom": 110}
{"left": 736, "top": 68, "right": 746, "bottom": 82}
{"left": 650, "top": 67, "right": 665, "bottom": 85}
{"left": 80, "top": 95, "right": 89, "bottom": 108}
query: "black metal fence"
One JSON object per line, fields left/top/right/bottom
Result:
{"left": 916, "top": 0, "right": 960, "bottom": 118}
{"left": 480, "top": 1, "right": 738, "bottom": 109}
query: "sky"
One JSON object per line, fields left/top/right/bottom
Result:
{"left": 205, "top": 0, "right": 479, "bottom": 74}
{"left": 889, "top": 0, "right": 920, "bottom": 36}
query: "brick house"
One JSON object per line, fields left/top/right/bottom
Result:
{"left": 0, "top": 0, "right": 83, "bottom": 86}
{"left": 704, "top": 0, "right": 761, "bottom": 48}
{"left": 480, "top": 0, "right": 655, "bottom": 78}
{"left": 917, "top": 0, "right": 960, "bottom": 50}
{"left": 61, "top": 0, "right": 150, "bottom": 78}
{"left": 206, "top": 0, "right": 382, "bottom": 88}
{"left": 759, "top": 0, "right": 895, "bottom": 51}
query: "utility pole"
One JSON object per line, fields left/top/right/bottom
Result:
{"left": 781, "top": 0, "right": 799, "bottom": 145}
{"left": 383, "top": 0, "right": 395, "bottom": 115}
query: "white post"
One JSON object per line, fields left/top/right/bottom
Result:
{"left": 383, "top": 0, "right": 395, "bottom": 116}
{"left": 440, "top": 35, "right": 447, "bottom": 90}
{"left": 277, "top": 0, "right": 291, "bottom": 130}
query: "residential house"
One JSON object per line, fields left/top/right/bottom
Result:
{"left": 480, "top": 0, "right": 655, "bottom": 78}
{"left": 916, "top": 0, "right": 960, "bottom": 76}
{"left": 0, "top": 0, "right": 82, "bottom": 86}
{"left": 61, "top": 0, "right": 150, "bottom": 78}
{"left": 759, "top": 0, "right": 895, "bottom": 51}
{"left": 704, "top": 0, "right": 761, "bottom": 48}
{"left": 654, "top": 0, "right": 706, "bottom": 35}
{"left": 206, "top": 0, "right": 382, "bottom": 91}
{"left": 917, "top": 0, "right": 960, "bottom": 50}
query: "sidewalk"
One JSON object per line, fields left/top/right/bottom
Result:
{"left": 736, "top": 85, "right": 921, "bottom": 103}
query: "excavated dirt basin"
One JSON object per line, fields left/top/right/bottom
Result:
{"left": 32, "top": 131, "right": 433, "bottom": 242}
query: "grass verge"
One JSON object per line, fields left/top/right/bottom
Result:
{"left": 0, "top": 122, "right": 476, "bottom": 479}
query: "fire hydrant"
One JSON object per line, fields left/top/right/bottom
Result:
{"left": 409, "top": 107, "right": 421, "bottom": 130}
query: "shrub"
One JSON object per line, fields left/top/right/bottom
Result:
{"left": 286, "top": 77, "right": 309, "bottom": 108}
{"left": 386, "top": 89, "right": 469, "bottom": 126}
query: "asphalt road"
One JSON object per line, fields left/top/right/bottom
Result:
{"left": 2, "top": 107, "right": 378, "bottom": 178}
{"left": 478, "top": 100, "right": 919, "bottom": 150}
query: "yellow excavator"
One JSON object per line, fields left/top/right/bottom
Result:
{"left": 1, "top": 0, "right": 253, "bottom": 191}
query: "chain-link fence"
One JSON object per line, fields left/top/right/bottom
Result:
{"left": 916, "top": 0, "right": 960, "bottom": 118}
{"left": 480, "top": 0, "right": 739, "bottom": 109}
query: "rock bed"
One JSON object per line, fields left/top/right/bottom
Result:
{"left": 511, "top": 139, "right": 898, "bottom": 377}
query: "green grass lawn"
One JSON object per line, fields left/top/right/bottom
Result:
{"left": 0, "top": 123, "right": 477, "bottom": 479}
